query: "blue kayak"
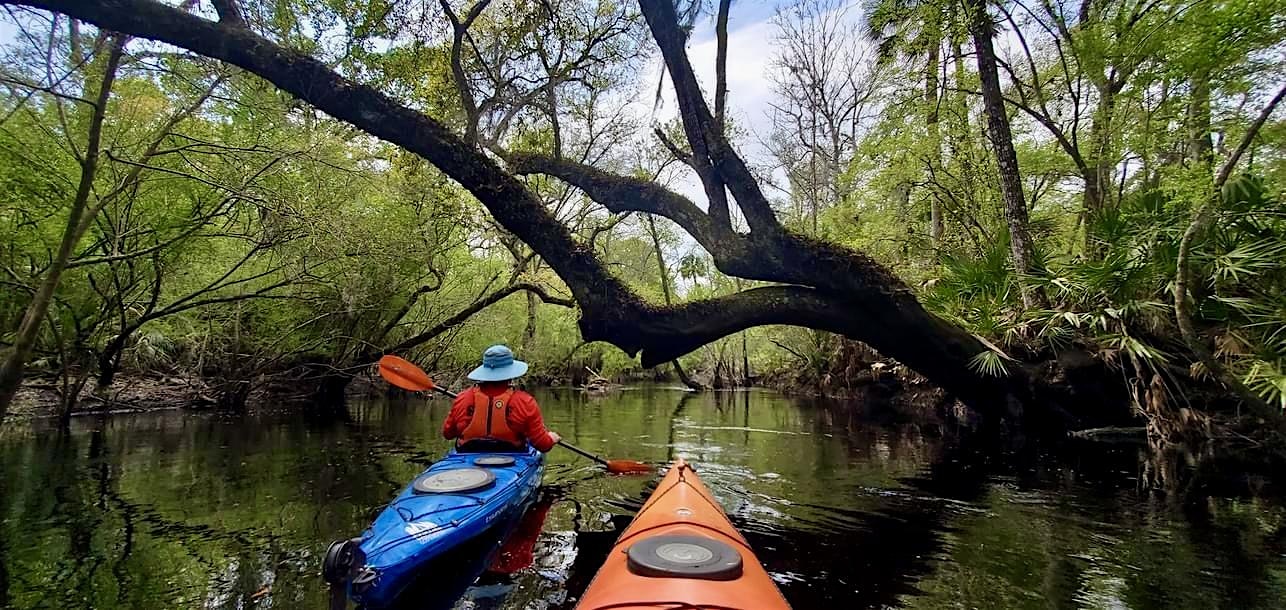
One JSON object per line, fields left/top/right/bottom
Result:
{"left": 323, "top": 445, "right": 544, "bottom": 608}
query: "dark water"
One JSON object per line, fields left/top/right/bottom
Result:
{"left": 2, "top": 388, "right": 1284, "bottom": 609}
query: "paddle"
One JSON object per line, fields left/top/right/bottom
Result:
{"left": 376, "top": 355, "right": 652, "bottom": 475}
{"left": 378, "top": 354, "right": 453, "bottom": 396}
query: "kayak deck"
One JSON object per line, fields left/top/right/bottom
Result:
{"left": 575, "top": 459, "right": 791, "bottom": 610}
{"left": 349, "top": 445, "right": 544, "bottom": 607}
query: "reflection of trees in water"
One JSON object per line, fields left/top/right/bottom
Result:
{"left": 1172, "top": 496, "right": 1286, "bottom": 607}
{"left": 0, "top": 497, "right": 6, "bottom": 608}
{"left": 4, "top": 393, "right": 1286, "bottom": 609}
{"left": 50, "top": 430, "right": 104, "bottom": 605}
{"left": 749, "top": 436, "right": 992, "bottom": 608}
{"left": 1, "top": 409, "right": 411, "bottom": 608}
{"left": 665, "top": 392, "right": 695, "bottom": 461}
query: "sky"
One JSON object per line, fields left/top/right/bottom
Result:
{"left": 0, "top": 16, "right": 16, "bottom": 44}
{"left": 686, "top": 0, "right": 784, "bottom": 133}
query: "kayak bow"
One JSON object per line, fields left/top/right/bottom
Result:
{"left": 575, "top": 459, "right": 791, "bottom": 609}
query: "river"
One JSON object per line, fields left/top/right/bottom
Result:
{"left": 1, "top": 387, "right": 1284, "bottom": 609}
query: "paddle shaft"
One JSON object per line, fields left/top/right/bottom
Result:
{"left": 556, "top": 440, "right": 610, "bottom": 467}
{"left": 433, "top": 386, "right": 458, "bottom": 398}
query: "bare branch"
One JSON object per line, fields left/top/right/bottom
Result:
{"left": 1216, "top": 84, "right": 1286, "bottom": 189}
{"left": 210, "top": 0, "right": 244, "bottom": 26}
{"left": 508, "top": 151, "right": 736, "bottom": 254}
{"left": 713, "top": 0, "right": 730, "bottom": 130}
{"left": 389, "top": 281, "right": 573, "bottom": 353}
{"left": 439, "top": 0, "right": 493, "bottom": 144}
{"left": 652, "top": 125, "right": 693, "bottom": 166}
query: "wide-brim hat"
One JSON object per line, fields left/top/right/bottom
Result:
{"left": 467, "top": 344, "right": 529, "bottom": 381}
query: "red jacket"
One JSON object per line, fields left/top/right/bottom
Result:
{"left": 442, "top": 385, "right": 557, "bottom": 452}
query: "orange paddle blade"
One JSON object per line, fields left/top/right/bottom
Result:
{"left": 378, "top": 355, "right": 434, "bottom": 392}
{"left": 606, "top": 460, "right": 653, "bottom": 475}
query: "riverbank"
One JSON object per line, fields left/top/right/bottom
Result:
{"left": 7, "top": 372, "right": 216, "bottom": 420}
{"left": 6, "top": 369, "right": 347, "bottom": 421}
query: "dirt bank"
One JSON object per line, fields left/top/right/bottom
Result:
{"left": 6, "top": 372, "right": 221, "bottom": 420}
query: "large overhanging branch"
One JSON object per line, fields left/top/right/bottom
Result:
{"left": 506, "top": 151, "right": 907, "bottom": 294}
{"left": 504, "top": 150, "right": 1013, "bottom": 411}
{"left": 601, "top": 285, "right": 858, "bottom": 366}
{"left": 506, "top": 151, "right": 737, "bottom": 253}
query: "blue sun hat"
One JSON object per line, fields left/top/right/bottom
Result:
{"left": 467, "top": 344, "right": 529, "bottom": 382}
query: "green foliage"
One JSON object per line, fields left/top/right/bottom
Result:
{"left": 2, "top": 0, "right": 1284, "bottom": 413}
{"left": 968, "top": 349, "right": 1009, "bottom": 378}
{"left": 913, "top": 171, "right": 1286, "bottom": 406}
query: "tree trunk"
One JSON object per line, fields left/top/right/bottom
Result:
{"left": 96, "top": 333, "right": 127, "bottom": 387}
{"left": 1173, "top": 85, "right": 1286, "bottom": 426}
{"left": 1187, "top": 68, "right": 1214, "bottom": 171}
{"left": 713, "top": 0, "right": 730, "bottom": 130}
{"left": 0, "top": 38, "right": 124, "bottom": 419}
{"left": 1082, "top": 84, "right": 1119, "bottom": 256}
{"left": 741, "top": 331, "right": 751, "bottom": 386}
{"left": 809, "top": 117, "right": 819, "bottom": 234}
{"left": 522, "top": 290, "right": 538, "bottom": 352}
{"left": 968, "top": 0, "right": 1043, "bottom": 308}
{"left": 1080, "top": 163, "right": 1112, "bottom": 255}
{"left": 926, "top": 32, "right": 944, "bottom": 252}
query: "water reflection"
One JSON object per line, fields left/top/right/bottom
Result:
{"left": 1, "top": 388, "right": 1284, "bottom": 609}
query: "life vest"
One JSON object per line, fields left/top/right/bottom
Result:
{"left": 459, "top": 388, "right": 521, "bottom": 446}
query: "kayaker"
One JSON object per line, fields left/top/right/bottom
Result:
{"left": 442, "top": 344, "right": 561, "bottom": 452}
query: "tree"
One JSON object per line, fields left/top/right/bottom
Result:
{"left": 865, "top": 0, "right": 951, "bottom": 248}
{"left": 6, "top": 0, "right": 1060, "bottom": 425}
{"left": 644, "top": 211, "right": 703, "bottom": 390}
{"left": 769, "top": 0, "right": 880, "bottom": 234}
{"left": 964, "top": 0, "right": 1043, "bottom": 308}
{"left": 0, "top": 29, "right": 126, "bottom": 416}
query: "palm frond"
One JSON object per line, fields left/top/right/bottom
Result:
{"left": 969, "top": 349, "right": 1010, "bottom": 378}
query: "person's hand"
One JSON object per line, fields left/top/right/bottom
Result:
{"left": 548, "top": 431, "right": 561, "bottom": 445}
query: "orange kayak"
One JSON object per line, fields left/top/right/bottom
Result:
{"left": 575, "top": 459, "right": 792, "bottom": 609}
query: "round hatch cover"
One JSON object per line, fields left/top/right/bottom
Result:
{"left": 474, "top": 455, "right": 516, "bottom": 467}
{"left": 626, "top": 535, "right": 743, "bottom": 580}
{"left": 412, "top": 468, "right": 496, "bottom": 494}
